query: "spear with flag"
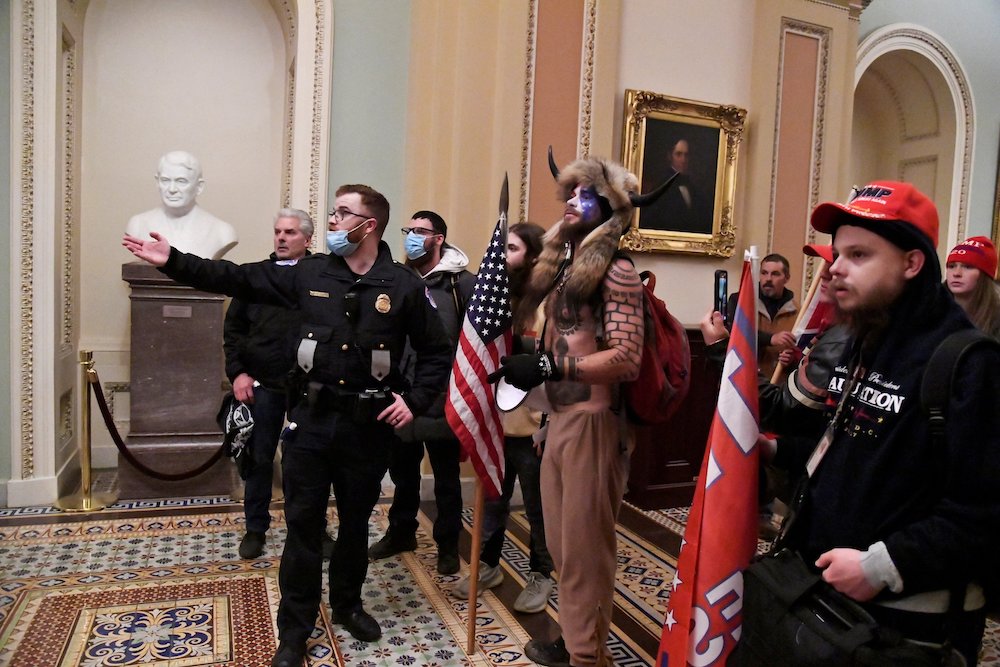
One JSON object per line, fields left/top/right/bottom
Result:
{"left": 768, "top": 186, "right": 859, "bottom": 384}
{"left": 444, "top": 174, "right": 512, "bottom": 654}
{"left": 656, "top": 251, "right": 761, "bottom": 667}
{"left": 768, "top": 253, "right": 834, "bottom": 384}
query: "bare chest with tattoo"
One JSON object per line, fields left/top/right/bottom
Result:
{"left": 542, "top": 292, "right": 604, "bottom": 406}
{"left": 539, "top": 257, "right": 645, "bottom": 410}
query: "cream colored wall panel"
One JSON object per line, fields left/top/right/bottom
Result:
{"left": 617, "top": 0, "right": 757, "bottom": 325}
{"left": 405, "top": 1, "right": 528, "bottom": 267}
{"left": 79, "top": 0, "right": 286, "bottom": 356}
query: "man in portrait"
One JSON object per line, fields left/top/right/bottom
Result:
{"left": 641, "top": 137, "right": 713, "bottom": 234}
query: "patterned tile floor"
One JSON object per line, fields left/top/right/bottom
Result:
{"left": 0, "top": 497, "right": 678, "bottom": 667}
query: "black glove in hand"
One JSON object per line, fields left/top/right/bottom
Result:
{"left": 486, "top": 352, "right": 561, "bottom": 391}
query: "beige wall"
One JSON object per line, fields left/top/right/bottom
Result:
{"left": 404, "top": 2, "right": 530, "bottom": 263}
{"left": 616, "top": 0, "right": 756, "bottom": 324}
{"left": 80, "top": 0, "right": 287, "bottom": 356}
{"left": 615, "top": 0, "right": 859, "bottom": 321}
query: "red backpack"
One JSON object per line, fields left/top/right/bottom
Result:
{"left": 625, "top": 270, "right": 691, "bottom": 424}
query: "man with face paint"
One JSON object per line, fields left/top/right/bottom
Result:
{"left": 123, "top": 184, "right": 453, "bottom": 667}
{"left": 369, "top": 210, "right": 476, "bottom": 575}
{"left": 125, "top": 151, "right": 239, "bottom": 259}
{"left": 490, "top": 157, "right": 658, "bottom": 667}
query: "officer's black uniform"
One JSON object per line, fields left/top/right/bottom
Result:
{"left": 161, "top": 241, "right": 452, "bottom": 648}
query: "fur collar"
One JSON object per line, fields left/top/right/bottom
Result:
{"left": 517, "top": 158, "right": 638, "bottom": 327}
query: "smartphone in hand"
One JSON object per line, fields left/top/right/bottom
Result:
{"left": 714, "top": 269, "right": 729, "bottom": 327}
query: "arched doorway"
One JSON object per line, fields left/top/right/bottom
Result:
{"left": 853, "top": 24, "right": 974, "bottom": 258}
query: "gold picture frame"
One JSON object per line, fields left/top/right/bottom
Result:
{"left": 620, "top": 89, "right": 747, "bottom": 256}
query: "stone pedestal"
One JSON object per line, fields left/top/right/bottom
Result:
{"left": 121, "top": 263, "right": 234, "bottom": 499}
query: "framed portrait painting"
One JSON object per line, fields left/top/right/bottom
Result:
{"left": 620, "top": 89, "right": 747, "bottom": 257}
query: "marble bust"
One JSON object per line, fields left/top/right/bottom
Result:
{"left": 125, "top": 151, "right": 238, "bottom": 259}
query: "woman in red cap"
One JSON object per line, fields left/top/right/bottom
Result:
{"left": 945, "top": 235, "right": 1000, "bottom": 339}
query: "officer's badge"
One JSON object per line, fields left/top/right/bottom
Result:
{"left": 375, "top": 293, "right": 391, "bottom": 313}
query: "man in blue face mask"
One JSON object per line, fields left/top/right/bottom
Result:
{"left": 368, "top": 211, "right": 476, "bottom": 576}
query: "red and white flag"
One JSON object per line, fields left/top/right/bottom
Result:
{"left": 444, "top": 218, "right": 511, "bottom": 500}
{"left": 657, "top": 259, "right": 760, "bottom": 667}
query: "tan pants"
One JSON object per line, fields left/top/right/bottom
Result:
{"left": 541, "top": 409, "right": 631, "bottom": 667}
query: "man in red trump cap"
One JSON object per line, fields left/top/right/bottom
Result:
{"left": 747, "top": 181, "right": 1000, "bottom": 664}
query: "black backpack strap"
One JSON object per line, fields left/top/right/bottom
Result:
{"left": 920, "top": 329, "right": 997, "bottom": 442}
{"left": 919, "top": 328, "right": 1000, "bottom": 642}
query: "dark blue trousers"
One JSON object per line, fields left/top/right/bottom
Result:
{"left": 243, "top": 386, "right": 286, "bottom": 533}
{"left": 386, "top": 437, "right": 462, "bottom": 549}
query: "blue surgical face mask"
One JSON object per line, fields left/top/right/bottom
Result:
{"left": 326, "top": 221, "right": 367, "bottom": 257}
{"left": 404, "top": 231, "right": 429, "bottom": 261}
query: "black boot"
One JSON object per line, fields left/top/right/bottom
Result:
{"left": 524, "top": 636, "right": 570, "bottom": 667}
{"left": 270, "top": 641, "right": 305, "bottom": 667}
{"left": 239, "top": 531, "right": 266, "bottom": 559}
{"left": 368, "top": 531, "right": 417, "bottom": 560}
{"left": 436, "top": 541, "right": 460, "bottom": 575}
{"left": 331, "top": 605, "right": 382, "bottom": 642}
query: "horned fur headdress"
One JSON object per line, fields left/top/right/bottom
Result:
{"left": 516, "top": 150, "right": 675, "bottom": 327}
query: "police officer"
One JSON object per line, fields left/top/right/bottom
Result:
{"left": 123, "top": 184, "right": 453, "bottom": 667}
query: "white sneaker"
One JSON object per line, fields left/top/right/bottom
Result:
{"left": 450, "top": 561, "right": 504, "bottom": 599}
{"left": 513, "top": 571, "right": 554, "bottom": 613}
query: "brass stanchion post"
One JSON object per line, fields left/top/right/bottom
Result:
{"left": 55, "top": 350, "right": 119, "bottom": 511}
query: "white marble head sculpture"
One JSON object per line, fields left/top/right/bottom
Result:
{"left": 156, "top": 151, "right": 204, "bottom": 217}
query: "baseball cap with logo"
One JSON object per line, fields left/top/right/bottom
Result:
{"left": 947, "top": 236, "right": 998, "bottom": 280}
{"left": 803, "top": 243, "right": 833, "bottom": 263}
{"left": 810, "top": 181, "right": 939, "bottom": 248}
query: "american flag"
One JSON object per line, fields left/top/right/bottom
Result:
{"left": 790, "top": 271, "right": 834, "bottom": 351}
{"left": 444, "top": 219, "right": 511, "bottom": 500}
{"left": 657, "top": 259, "right": 760, "bottom": 667}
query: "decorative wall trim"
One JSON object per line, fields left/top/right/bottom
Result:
{"left": 898, "top": 155, "right": 939, "bottom": 181}
{"left": 856, "top": 24, "right": 973, "bottom": 246}
{"left": 19, "top": 0, "right": 37, "bottom": 479}
{"left": 308, "top": 0, "right": 326, "bottom": 223}
{"left": 61, "top": 37, "right": 76, "bottom": 350}
{"left": 59, "top": 390, "right": 73, "bottom": 445}
{"left": 281, "top": 67, "right": 296, "bottom": 209}
{"left": 103, "top": 382, "right": 130, "bottom": 421}
{"left": 519, "top": 0, "right": 537, "bottom": 225}
{"left": 770, "top": 19, "right": 831, "bottom": 261}
{"left": 578, "top": 0, "right": 597, "bottom": 156}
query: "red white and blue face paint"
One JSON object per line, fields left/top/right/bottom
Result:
{"left": 565, "top": 184, "right": 603, "bottom": 226}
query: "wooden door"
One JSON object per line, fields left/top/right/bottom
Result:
{"left": 626, "top": 332, "right": 721, "bottom": 509}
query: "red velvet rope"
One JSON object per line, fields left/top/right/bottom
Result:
{"left": 87, "top": 369, "right": 228, "bottom": 482}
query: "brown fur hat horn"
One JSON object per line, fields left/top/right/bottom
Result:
{"left": 516, "top": 157, "right": 638, "bottom": 327}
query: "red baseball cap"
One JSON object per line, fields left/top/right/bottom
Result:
{"left": 810, "top": 181, "right": 939, "bottom": 247}
{"left": 947, "top": 236, "right": 997, "bottom": 279}
{"left": 803, "top": 243, "right": 833, "bottom": 263}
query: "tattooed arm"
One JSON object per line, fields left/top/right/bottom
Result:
{"left": 553, "top": 257, "right": 645, "bottom": 384}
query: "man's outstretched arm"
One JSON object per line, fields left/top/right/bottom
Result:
{"left": 123, "top": 232, "right": 171, "bottom": 266}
